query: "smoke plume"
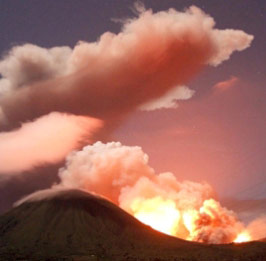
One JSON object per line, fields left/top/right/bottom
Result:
{"left": 19, "top": 141, "right": 265, "bottom": 244}
{"left": 0, "top": 6, "right": 253, "bottom": 130}
{"left": 0, "top": 6, "right": 253, "bottom": 174}
{"left": 0, "top": 44, "right": 71, "bottom": 93}
{"left": 246, "top": 216, "right": 266, "bottom": 241}
{"left": 56, "top": 142, "right": 266, "bottom": 243}
{"left": 0, "top": 113, "right": 102, "bottom": 173}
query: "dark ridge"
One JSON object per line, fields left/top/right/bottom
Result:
{"left": 0, "top": 189, "right": 265, "bottom": 261}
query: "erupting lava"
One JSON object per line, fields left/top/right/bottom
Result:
{"left": 234, "top": 231, "right": 251, "bottom": 243}
{"left": 57, "top": 142, "right": 260, "bottom": 244}
{"left": 131, "top": 196, "right": 253, "bottom": 243}
{"left": 132, "top": 197, "right": 180, "bottom": 236}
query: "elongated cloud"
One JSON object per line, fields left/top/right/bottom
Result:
{"left": 140, "top": 85, "right": 195, "bottom": 111}
{"left": 213, "top": 76, "right": 239, "bottom": 92}
{"left": 0, "top": 113, "right": 102, "bottom": 173}
{"left": 0, "top": 6, "right": 253, "bottom": 130}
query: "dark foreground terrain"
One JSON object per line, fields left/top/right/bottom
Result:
{"left": 0, "top": 189, "right": 265, "bottom": 261}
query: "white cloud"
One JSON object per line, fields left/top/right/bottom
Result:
{"left": 140, "top": 85, "right": 195, "bottom": 111}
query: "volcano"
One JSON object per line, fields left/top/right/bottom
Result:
{"left": 0, "top": 189, "right": 265, "bottom": 261}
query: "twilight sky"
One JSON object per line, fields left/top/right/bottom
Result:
{"left": 0, "top": 0, "right": 265, "bottom": 213}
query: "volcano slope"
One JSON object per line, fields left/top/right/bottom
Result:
{"left": 0, "top": 189, "right": 265, "bottom": 261}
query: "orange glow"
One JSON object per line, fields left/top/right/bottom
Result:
{"left": 234, "top": 231, "right": 251, "bottom": 243}
{"left": 182, "top": 209, "right": 199, "bottom": 240}
{"left": 199, "top": 199, "right": 218, "bottom": 217}
{"left": 130, "top": 196, "right": 254, "bottom": 243}
{"left": 132, "top": 197, "right": 180, "bottom": 236}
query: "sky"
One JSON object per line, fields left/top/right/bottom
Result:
{"left": 0, "top": 0, "right": 265, "bottom": 213}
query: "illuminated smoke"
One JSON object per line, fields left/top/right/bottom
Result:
{"left": 246, "top": 216, "right": 266, "bottom": 241}
{"left": 54, "top": 142, "right": 257, "bottom": 243}
{"left": 0, "top": 113, "right": 102, "bottom": 173}
{"left": 0, "top": 6, "right": 253, "bottom": 174}
{"left": 16, "top": 142, "right": 265, "bottom": 243}
{"left": 183, "top": 199, "right": 244, "bottom": 243}
{"left": 0, "top": 6, "right": 253, "bottom": 129}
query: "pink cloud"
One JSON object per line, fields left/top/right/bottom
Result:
{"left": 0, "top": 113, "right": 102, "bottom": 173}
{"left": 213, "top": 76, "right": 239, "bottom": 92}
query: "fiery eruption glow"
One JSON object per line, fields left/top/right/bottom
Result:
{"left": 131, "top": 196, "right": 253, "bottom": 243}
{"left": 132, "top": 197, "right": 180, "bottom": 235}
{"left": 234, "top": 231, "right": 251, "bottom": 243}
{"left": 52, "top": 141, "right": 260, "bottom": 244}
{"left": 17, "top": 141, "right": 264, "bottom": 244}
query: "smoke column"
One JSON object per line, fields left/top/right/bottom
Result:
{"left": 18, "top": 141, "right": 265, "bottom": 244}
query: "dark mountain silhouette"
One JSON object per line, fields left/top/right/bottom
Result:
{"left": 0, "top": 189, "right": 265, "bottom": 261}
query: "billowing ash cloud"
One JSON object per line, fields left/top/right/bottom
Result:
{"left": 140, "top": 85, "right": 195, "bottom": 111}
{"left": 0, "top": 6, "right": 253, "bottom": 130}
{"left": 0, "top": 44, "right": 71, "bottom": 93}
{"left": 19, "top": 141, "right": 261, "bottom": 244}
{"left": 0, "top": 113, "right": 102, "bottom": 173}
{"left": 55, "top": 142, "right": 235, "bottom": 243}
{"left": 55, "top": 142, "right": 264, "bottom": 243}
{"left": 0, "top": 6, "right": 253, "bottom": 173}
